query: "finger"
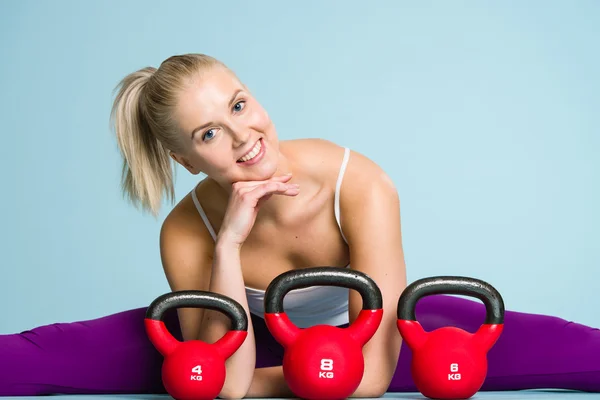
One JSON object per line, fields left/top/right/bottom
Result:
{"left": 269, "top": 187, "right": 300, "bottom": 197}
{"left": 232, "top": 174, "right": 293, "bottom": 189}
{"left": 268, "top": 173, "right": 294, "bottom": 182}
{"left": 256, "top": 187, "right": 299, "bottom": 207}
{"left": 244, "top": 182, "right": 299, "bottom": 202}
{"left": 238, "top": 174, "right": 293, "bottom": 188}
{"left": 238, "top": 180, "right": 297, "bottom": 196}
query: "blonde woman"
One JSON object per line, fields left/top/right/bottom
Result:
{"left": 2, "top": 53, "right": 599, "bottom": 398}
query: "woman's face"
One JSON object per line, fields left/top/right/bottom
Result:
{"left": 171, "top": 66, "right": 280, "bottom": 186}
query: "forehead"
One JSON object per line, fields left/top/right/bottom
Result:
{"left": 175, "top": 67, "right": 243, "bottom": 124}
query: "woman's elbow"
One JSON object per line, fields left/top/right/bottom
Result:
{"left": 352, "top": 383, "right": 388, "bottom": 398}
{"left": 218, "top": 386, "right": 249, "bottom": 399}
{"left": 218, "top": 376, "right": 252, "bottom": 399}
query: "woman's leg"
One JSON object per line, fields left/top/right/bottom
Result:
{"left": 0, "top": 307, "right": 180, "bottom": 396}
{"left": 253, "top": 314, "right": 286, "bottom": 368}
{"left": 389, "top": 294, "right": 600, "bottom": 392}
{"left": 0, "top": 307, "right": 286, "bottom": 396}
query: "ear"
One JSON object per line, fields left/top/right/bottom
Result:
{"left": 170, "top": 151, "right": 201, "bottom": 175}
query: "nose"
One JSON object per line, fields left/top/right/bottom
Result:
{"left": 229, "top": 126, "right": 251, "bottom": 147}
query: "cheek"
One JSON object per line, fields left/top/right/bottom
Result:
{"left": 189, "top": 147, "right": 229, "bottom": 172}
{"left": 248, "top": 104, "right": 272, "bottom": 131}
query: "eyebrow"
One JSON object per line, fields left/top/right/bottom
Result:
{"left": 190, "top": 89, "right": 244, "bottom": 139}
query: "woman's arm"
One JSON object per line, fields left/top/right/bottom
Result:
{"left": 160, "top": 207, "right": 257, "bottom": 399}
{"left": 340, "top": 150, "right": 408, "bottom": 397}
{"left": 242, "top": 150, "right": 407, "bottom": 399}
{"left": 245, "top": 366, "right": 295, "bottom": 398}
{"left": 161, "top": 176, "right": 299, "bottom": 399}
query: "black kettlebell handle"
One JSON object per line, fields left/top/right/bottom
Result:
{"left": 264, "top": 266, "right": 383, "bottom": 313}
{"left": 146, "top": 290, "right": 248, "bottom": 331}
{"left": 397, "top": 276, "right": 505, "bottom": 325}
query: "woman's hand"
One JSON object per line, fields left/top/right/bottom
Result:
{"left": 217, "top": 173, "right": 299, "bottom": 248}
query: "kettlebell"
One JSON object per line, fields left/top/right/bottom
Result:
{"left": 145, "top": 290, "right": 248, "bottom": 400}
{"left": 264, "top": 266, "right": 383, "bottom": 400}
{"left": 397, "top": 276, "right": 505, "bottom": 400}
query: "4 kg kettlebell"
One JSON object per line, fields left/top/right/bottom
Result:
{"left": 264, "top": 266, "right": 383, "bottom": 400}
{"left": 145, "top": 290, "right": 248, "bottom": 400}
{"left": 397, "top": 276, "right": 505, "bottom": 400}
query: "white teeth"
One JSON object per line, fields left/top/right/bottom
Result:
{"left": 238, "top": 140, "right": 262, "bottom": 162}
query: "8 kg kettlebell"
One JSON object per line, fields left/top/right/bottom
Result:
{"left": 397, "top": 276, "right": 505, "bottom": 400}
{"left": 264, "top": 266, "right": 383, "bottom": 400}
{"left": 145, "top": 291, "right": 248, "bottom": 400}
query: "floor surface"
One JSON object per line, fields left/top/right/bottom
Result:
{"left": 2, "top": 390, "right": 599, "bottom": 399}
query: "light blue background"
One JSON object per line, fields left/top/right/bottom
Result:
{"left": 1, "top": 0, "right": 598, "bottom": 334}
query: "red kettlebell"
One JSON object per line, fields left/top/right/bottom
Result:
{"left": 397, "top": 276, "right": 505, "bottom": 400}
{"left": 264, "top": 267, "right": 383, "bottom": 400}
{"left": 145, "top": 291, "right": 248, "bottom": 400}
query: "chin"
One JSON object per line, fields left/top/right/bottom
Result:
{"left": 251, "top": 159, "right": 279, "bottom": 181}
{"left": 235, "top": 136, "right": 278, "bottom": 177}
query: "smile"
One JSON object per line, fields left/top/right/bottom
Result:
{"left": 237, "top": 139, "right": 265, "bottom": 165}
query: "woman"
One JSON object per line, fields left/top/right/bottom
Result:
{"left": 2, "top": 53, "right": 599, "bottom": 398}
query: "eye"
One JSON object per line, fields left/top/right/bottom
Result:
{"left": 202, "top": 129, "right": 216, "bottom": 142}
{"left": 233, "top": 100, "right": 246, "bottom": 113}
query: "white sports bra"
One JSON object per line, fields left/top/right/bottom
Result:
{"left": 191, "top": 147, "right": 351, "bottom": 328}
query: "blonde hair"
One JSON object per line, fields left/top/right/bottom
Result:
{"left": 110, "top": 53, "right": 227, "bottom": 216}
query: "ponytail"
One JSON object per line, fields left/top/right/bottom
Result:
{"left": 110, "top": 53, "right": 231, "bottom": 216}
{"left": 110, "top": 67, "right": 175, "bottom": 217}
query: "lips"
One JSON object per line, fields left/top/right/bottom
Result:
{"left": 237, "top": 139, "right": 263, "bottom": 163}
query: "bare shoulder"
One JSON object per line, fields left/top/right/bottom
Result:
{"left": 160, "top": 179, "right": 215, "bottom": 291}
{"left": 158, "top": 180, "right": 219, "bottom": 341}
{"left": 281, "top": 138, "right": 349, "bottom": 184}
{"left": 161, "top": 180, "right": 211, "bottom": 239}
{"left": 343, "top": 148, "right": 397, "bottom": 194}
{"left": 339, "top": 147, "right": 400, "bottom": 234}
{"left": 281, "top": 138, "right": 396, "bottom": 192}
